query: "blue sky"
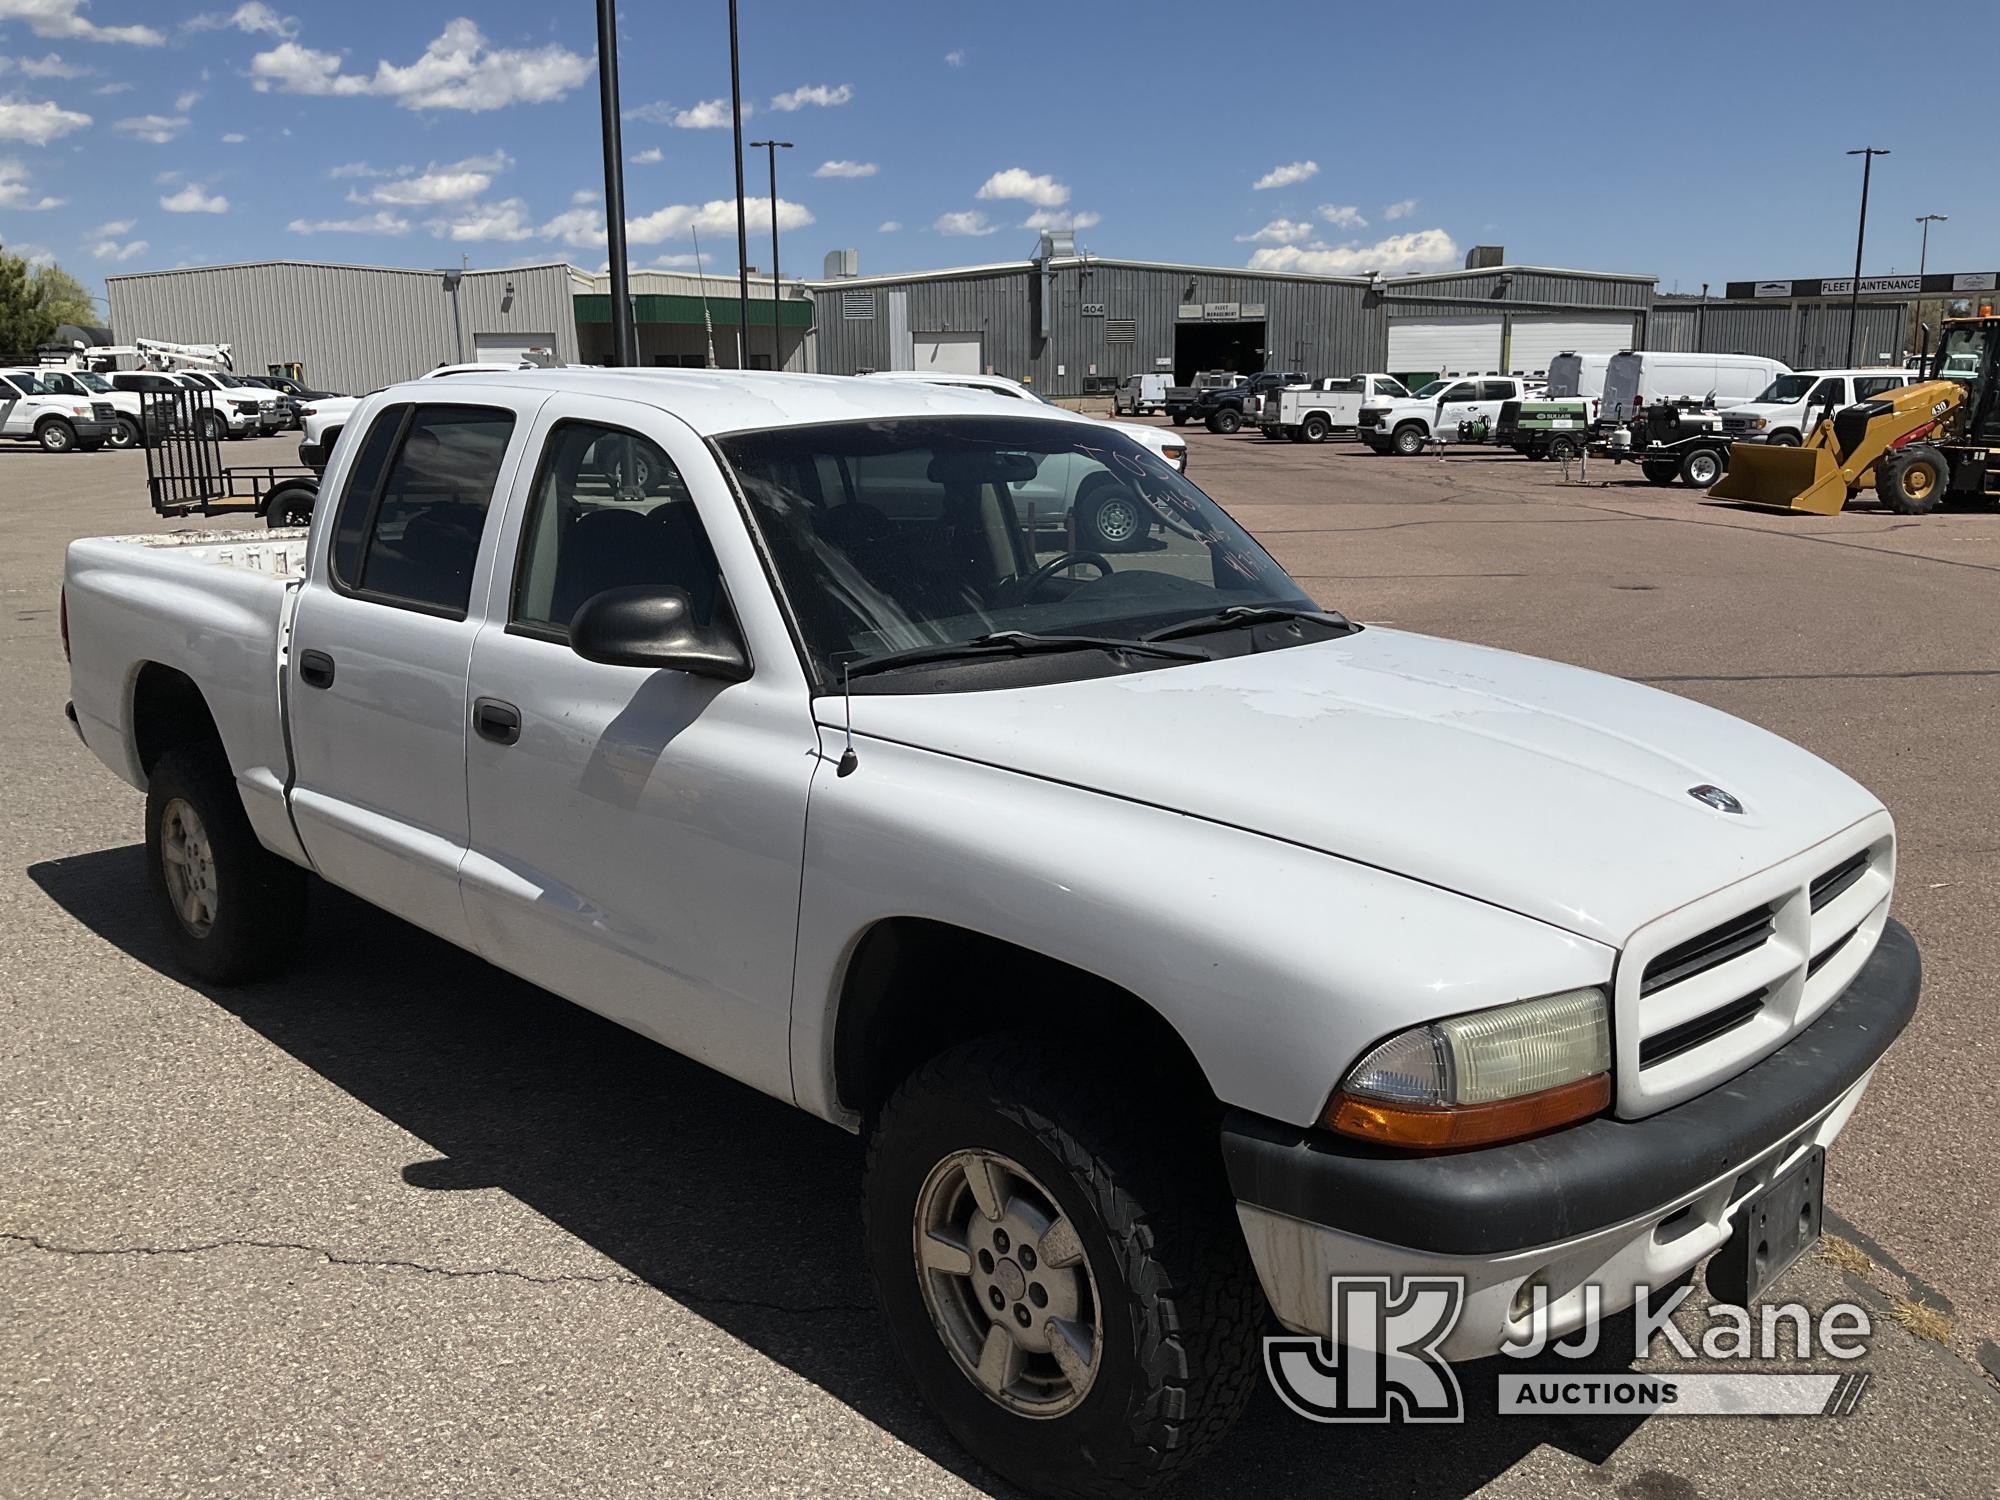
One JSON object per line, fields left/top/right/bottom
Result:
{"left": 0, "top": 0, "right": 1989, "bottom": 304}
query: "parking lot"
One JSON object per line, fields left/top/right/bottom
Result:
{"left": 5, "top": 430, "right": 1997, "bottom": 1497}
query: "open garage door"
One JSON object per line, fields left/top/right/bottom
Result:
{"left": 1386, "top": 315, "right": 1502, "bottom": 384}
{"left": 1506, "top": 314, "right": 1636, "bottom": 378}
{"left": 912, "top": 333, "right": 983, "bottom": 374}
{"left": 1173, "top": 321, "right": 1267, "bottom": 385}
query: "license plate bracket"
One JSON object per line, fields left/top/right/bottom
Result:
{"left": 1707, "top": 1146, "right": 1825, "bottom": 1306}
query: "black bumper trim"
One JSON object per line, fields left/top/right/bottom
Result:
{"left": 1221, "top": 918, "right": 1919, "bottom": 1257}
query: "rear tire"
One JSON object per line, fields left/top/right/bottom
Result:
{"left": 1300, "top": 414, "right": 1330, "bottom": 444}
{"left": 1206, "top": 408, "right": 1242, "bottom": 435}
{"left": 263, "top": 483, "right": 317, "bottom": 528}
{"left": 108, "top": 415, "right": 143, "bottom": 450}
{"left": 1391, "top": 423, "right": 1427, "bottom": 456}
{"left": 1679, "top": 446, "right": 1725, "bottom": 488}
{"left": 865, "top": 1034, "right": 1262, "bottom": 1499}
{"left": 144, "top": 747, "right": 306, "bottom": 985}
{"left": 1877, "top": 444, "right": 1947, "bottom": 515}
{"left": 1547, "top": 435, "right": 1580, "bottom": 462}
{"left": 1170, "top": 414, "right": 1188, "bottom": 427}
{"left": 35, "top": 417, "right": 76, "bottom": 453}
{"left": 1642, "top": 459, "right": 1679, "bottom": 486}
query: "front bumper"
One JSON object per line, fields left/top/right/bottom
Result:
{"left": 1221, "top": 918, "right": 1919, "bottom": 1359}
{"left": 72, "top": 418, "right": 115, "bottom": 443}
{"left": 298, "top": 437, "right": 328, "bottom": 469}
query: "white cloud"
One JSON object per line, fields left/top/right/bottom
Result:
{"left": 537, "top": 203, "right": 603, "bottom": 249}
{"left": 1247, "top": 227, "right": 1460, "bottom": 277}
{"left": 0, "top": 156, "right": 61, "bottom": 208}
{"left": 90, "top": 80, "right": 127, "bottom": 94}
{"left": 1252, "top": 159, "right": 1317, "bottom": 190}
{"left": 1235, "top": 218, "right": 1313, "bottom": 245}
{"left": 115, "top": 113, "right": 188, "bottom": 143}
{"left": 91, "top": 236, "right": 146, "bottom": 261}
{"left": 1382, "top": 197, "right": 1417, "bottom": 220}
{"left": 327, "top": 160, "right": 398, "bottom": 178}
{"left": 19, "top": 53, "right": 89, "bottom": 78}
{"left": 368, "top": 157, "right": 507, "bottom": 204}
{"left": 429, "top": 197, "right": 535, "bottom": 241}
{"left": 976, "top": 167, "right": 1068, "bottom": 208}
{"left": 287, "top": 209, "right": 411, "bottom": 235}
{"left": 220, "top": 131, "right": 244, "bottom": 142}
{"left": 813, "top": 159, "right": 875, "bottom": 179}
{"left": 625, "top": 195, "right": 814, "bottom": 245}
{"left": 944, "top": 49, "right": 965, "bottom": 66}
{"left": 0, "top": 94, "right": 89, "bottom": 143}
{"left": 666, "top": 97, "right": 742, "bottom": 129}
{"left": 878, "top": 219, "right": 901, "bottom": 232}
{"left": 571, "top": 188, "right": 597, "bottom": 205}
{"left": 629, "top": 145, "right": 661, "bottom": 164}
{"left": 161, "top": 183, "right": 229, "bottom": 213}
{"left": 187, "top": 3, "right": 298, "bottom": 39}
{"left": 0, "top": 1, "right": 162, "bottom": 45}
{"left": 647, "top": 252, "right": 699, "bottom": 270}
{"left": 85, "top": 216, "right": 131, "bottom": 235}
{"left": 14, "top": 241, "right": 53, "bottom": 265}
{"left": 1022, "top": 208, "right": 1099, "bottom": 230}
{"left": 770, "top": 82, "right": 850, "bottom": 111}
{"left": 175, "top": 88, "right": 201, "bottom": 112}
{"left": 250, "top": 19, "right": 591, "bottom": 112}
{"left": 934, "top": 209, "right": 995, "bottom": 237}
{"left": 1319, "top": 203, "right": 1367, "bottom": 230}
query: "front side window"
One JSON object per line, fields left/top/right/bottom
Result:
{"left": 511, "top": 421, "right": 716, "bottom": 636}
{"left": 718, "top": 415, "right": 1314, "bottom": 687}
{"left": 1855, "top": 376, "right": 1904, "bottom": 399}
{"left": 1807, "top": 378, "right": 1846, "bottom": 406}
{"left": 0, "top": 375, "right": 25, "bottom": 398}
{"left": 1440, "top": 383, "right": 1477, "bottom": 402}
{"left": 1757, "top": 375, "right": 1816, "bottom": 403}
{"left": 327, "top": 403, "right": 515, "bottom": 616}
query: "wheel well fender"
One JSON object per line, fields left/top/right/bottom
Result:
{"left": 831, "top": 917, "right": 1216, "bottom": 1122}
{"left": 130, "top": 662, "right": 224, "bottom": 779}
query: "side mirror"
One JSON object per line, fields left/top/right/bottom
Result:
{"left": 569, "top": 585, "right": 751, "bottom": 681}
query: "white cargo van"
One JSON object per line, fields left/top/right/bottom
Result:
{"left": 1545, "top": 352, "right": 1614, "bottom": 399}
{"left": 1112, "top": 372, "right": 1173, "bottom": 416}
{"left": 1717, "top": 369, "right": 1915, "bottom": 446}
{"left": 1600, "top": 352, "right": 1791, "bottom": 421}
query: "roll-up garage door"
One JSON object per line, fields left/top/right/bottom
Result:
{"left": 1386, "top": 315, "right": 1503, "bottom": 378}
{"left": 912, "top": 333, "right": 983, "bottom": 374}
{"left": 1506, "top": 314, "right": 1636, "bottom": 378}
{"left": 473, "top": 333, "right": 556, "bottom": 364}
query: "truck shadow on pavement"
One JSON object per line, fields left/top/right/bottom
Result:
{"left": 32, "top": 846, "right": 1653, "bottom": 1499}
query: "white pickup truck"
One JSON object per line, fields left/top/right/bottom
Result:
{"left": 62, "top": 368, "right": 1918, "bottom": 1497}
{"left": 1259, "top": 373, "right": 1412, "bottom": 443}
{"left": 1358, "top": 374, "right": 1539, "bottom": 454}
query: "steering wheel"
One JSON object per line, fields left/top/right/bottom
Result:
{"left": 1008, "top": 549, "right": 1112, "bottom": 602}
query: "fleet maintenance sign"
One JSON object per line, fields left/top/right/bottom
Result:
{"left": 1724, "top": 272, "right": 1999, "bottom": 299}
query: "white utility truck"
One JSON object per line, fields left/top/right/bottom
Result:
{"left": 1259, "top": 373, "right": 1412, "bottom": 443}
{"left": 1358, "top": 374, "right": 1541, "bottom": 453}
{"left": 61, "top": 367, "right": 1919, "bottom": 1498}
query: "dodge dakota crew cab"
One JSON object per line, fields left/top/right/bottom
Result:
{"left": 62, "top": 368, "right": 1919, "bottom": 1498}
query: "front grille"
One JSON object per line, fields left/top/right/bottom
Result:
{"left": 1810, "top": 851, "right": 1868, "bottom": 911}
{"left": 92, "top": 402, "right": 114, "bottom": 422}
{"left": 1639, "top": 990, "right": 1769, "bottom": 1068}
{"left": 1640, "top": 903, "right": 1775, "bottom": 996}
{"left": 1721, "top": 415, "right": 1754, "bottom": 434}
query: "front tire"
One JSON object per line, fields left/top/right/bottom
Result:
{"left": 36, "top": 418, "right": 76, "bottom": 453}
{"left": 865, "top": 1035, "right": 1262, "bottom": 1499}
{"left": 1074, "top": 480, "right": 1148, "bottom": 553}
{"left": 197, "top": 411, "right": 226, "bottom": 443}
{"left": 1679, "top": 445, "right": 1725, "bottom": 488}
{"left": 1170, "top": 414, "right": 1188, "bottom": 427}
{"left": 145, "top": 747, "right": 306, "bottom": 984}
{"left": 1766, "top": 430, "right": 1801, "bottom": 447}
{"left": 1391, "top": 423, "right": 1427, "bottom": 456}
{"left": 1877, "top": 443, "right": 1947, "bottom": 515}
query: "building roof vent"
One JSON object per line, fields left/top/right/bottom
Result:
{"left": 823, "top": 248, "right": 859, "bottom": 279}
{"left": 1465, "top": 245, "right": 1505, "bottom": 269}
{"left": 1038, "top": 229, "right": 1076, "bottom": 261}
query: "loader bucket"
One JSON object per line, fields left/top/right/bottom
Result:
{"left": 1706, "top": 442, "right": 1849, "bottom": 515}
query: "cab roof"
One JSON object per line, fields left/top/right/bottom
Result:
{"left": 376, "top": 366, "right": 1093, "bottom": 438}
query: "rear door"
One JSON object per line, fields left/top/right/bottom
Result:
{"left": 457, "top": 394, "right": 815, "bottom": 1102}
{"left": 286, "top": 392, "right": 541, "bottom": 947}
{"left": 0, "top": 375, "right": 23, "bottom": 436}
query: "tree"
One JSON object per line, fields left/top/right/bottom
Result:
{"left": 32, "top": 263, "right": 96, "bottom": 331}
{"left": 0, "top": 248, "right": 54, "bottom": 361}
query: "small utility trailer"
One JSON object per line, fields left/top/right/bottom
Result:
{"left": 143, "top": 389, "right": 319, "bottom": 527}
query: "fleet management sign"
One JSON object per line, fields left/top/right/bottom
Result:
{"left": 1727, "top": 272, "right": 1999, "bottom": 298}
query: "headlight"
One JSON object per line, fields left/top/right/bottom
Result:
{"left": 1323, "top": 987, "right": 1611, "bottom": 1150}
{"left": 1748, "top": 416, "right": 1767, "bottom": 430}
{"left": 1160, "top": 444, "right": 1186, "bottom": 468}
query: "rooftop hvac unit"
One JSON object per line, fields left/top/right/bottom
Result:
{"left": 1038, "top": 229, "right": 1076, "bottom": 261}
{"left": 1465, "top": 245, "right": 1505, "bottom": 269}
{"left": 823, "top": 248, "right": 859, "bottom": 279}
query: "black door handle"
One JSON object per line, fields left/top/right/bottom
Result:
{"left": 298, "top": 649, "right": 335, "bottom": 689}
{"left": 473, "top": 697, "right": 521, "bottom": 746}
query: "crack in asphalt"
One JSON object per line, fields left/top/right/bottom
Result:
{"left": 0, "top": 1230, "right": 875, "bottom": 1315}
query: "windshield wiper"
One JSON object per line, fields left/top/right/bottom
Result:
{"left": 844, "top": 629, "right": 1212, "bottom": 681}
{"left": 1141, "top": 605, "right": 1358, "bottom": 642}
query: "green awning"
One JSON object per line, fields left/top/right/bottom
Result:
{"left": 574, "top": 292, "right": 813, "bottom": 329}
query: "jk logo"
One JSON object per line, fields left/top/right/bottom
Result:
{"left": 1265, "top": 1276, "right": 1466, "bottom": 1423}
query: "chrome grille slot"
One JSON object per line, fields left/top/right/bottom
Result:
{"left": 1639, "top": 989, "right": 1769, "bottom": 1068}
{"left": 1810, "top": 851, "right": 1868, "bottom": 912}
{"left": 1640, "top": 904, "right": 1775, "bottom": 996}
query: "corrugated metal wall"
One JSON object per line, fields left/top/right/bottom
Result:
{"left": 1646, "top": 302, "right": 1908, "bottom": 367}
{"left": 1379, "top": 270, "right": 1654, "bottom": 311}
{"left": 104, "top": 261, "right": 583, "bottom": 393}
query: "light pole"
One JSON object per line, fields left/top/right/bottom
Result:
{"left": 728, "top": 0, "right": 749, "bottom": 368}
{"left": 594, "top": 0, "right": 636, "bottom": 367}
{"left": 1915, "top": 213, "right": 1947, "bottom": 366}
{"left": 1844, "top": 147, "right": 1889, "bottom": 365}
{"left": 748, "top": 139, "right": 792, "bottom": 369}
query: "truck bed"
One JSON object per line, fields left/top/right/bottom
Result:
{"left": 65, "top": 528, "right": 311, "bottom": 864}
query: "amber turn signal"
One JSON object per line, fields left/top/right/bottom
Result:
{"left": 1323, "top": 1072, "right": 1612, "bottom": 1151}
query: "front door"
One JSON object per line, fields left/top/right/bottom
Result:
{"left": 286, "top": 396, "right": 538, "bottom": 948}
{"left": 458, "top": 396, "right": 814, "bottom": 1102}
{"left": 1435, "top": 380, "right": 1480, "bottom": 434}
{"left": 0, "top": 375, "right": 25, "bottom": 436}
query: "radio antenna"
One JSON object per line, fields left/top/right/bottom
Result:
{"left": 837, "top": 662, "right": 858, "bottom": 776}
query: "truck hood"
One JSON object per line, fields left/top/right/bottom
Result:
{"left": 833, "top": 629, "right": 1881, "bottom": 947}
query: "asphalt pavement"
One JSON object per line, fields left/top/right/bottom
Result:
{"left": 3, "top": 431, "right": 1995, "bottom": 1498}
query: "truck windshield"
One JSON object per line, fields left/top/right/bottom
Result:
{"left": 1409, "top": 380, "right": 1448, "bottom": 399}
{"left": 717, "top": 415, "right": 1317, "bottom": 686}
{"left": 1755, "top": 375, "right": 1816, "bottom": 403}
{"left": 68, "top": 370, "right": 113, "bottom": 393}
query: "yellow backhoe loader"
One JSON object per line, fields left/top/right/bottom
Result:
{"left": 1709, "top": 313, "right": 2000, "bottom": 515}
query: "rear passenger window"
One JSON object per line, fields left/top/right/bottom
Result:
{"left": 1480, "top": 380, "right": 1515, "bottom": 400}
{"left": 511, "top": 421, "right": 717, "bottom": 636}
{"left": 328, "top": 403, "right": 515, "bottom": 617}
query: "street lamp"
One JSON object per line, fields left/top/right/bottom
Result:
{"left": 748, "top": 139, "right": 793, "bottom": 369}
{"left": 1915, "top": 213, "right": 1947, "bottom": 365}
{"left": 1844, "top": 147, "right": 1889, "bottom": 365}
